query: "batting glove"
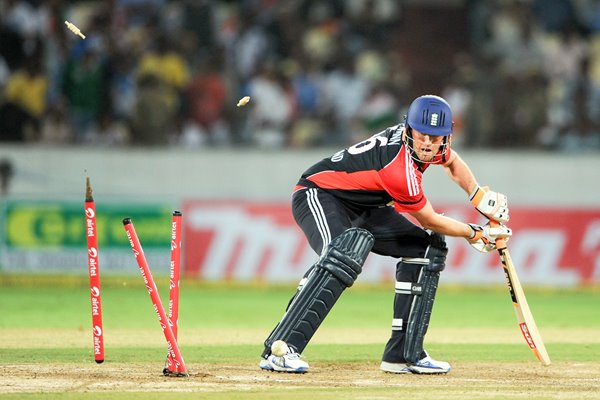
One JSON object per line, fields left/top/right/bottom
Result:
{"left": 467, "top": 222, "right": 512, "bottom": 253}
{"left": 469, "top": 185, "right": 509, "bottom": 223}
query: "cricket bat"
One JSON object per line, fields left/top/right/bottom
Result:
{"left": 493, "top": 221, "right": 551, "bottom": 366}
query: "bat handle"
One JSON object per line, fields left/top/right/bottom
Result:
{"left": 489, "top": 220, "right": 508, "bottom": 251}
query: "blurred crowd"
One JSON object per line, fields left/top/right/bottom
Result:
{"left": 1, "top": 0, "right": 600, "bottom": 151}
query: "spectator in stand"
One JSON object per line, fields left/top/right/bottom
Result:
{"left": 183, "top": 53, "right": 230, "bottom": 147}
{"left": 355, "top": 49, "right": 398, "bottom": 140}
{"left": 287, "top": 53, "right": 326, "bottom": 147}
{"left": 0, "top": 53, "right": 47, "bottom": 141}
{"left": 232, "top": 12, "right": 271, "bottom": 83}
{"left": 132, "top": 33, "right": 189, "bottom": 145}
{"left": 109, "top": 50, "right": 137, "bottom": 131}
{"left": 321, "top": 49, "right": 370, "bottom": 146}
{"left": 245, "top": 60, "right": 293, "bottom": 148}
{"left": 61, "top": 36, "right": 110, "bottom": 143}
{"left": 358, "top": 84, "right": 398, "bottom": 139}
{"left": 537, "top": 27, "right": 590, "bottom": 149}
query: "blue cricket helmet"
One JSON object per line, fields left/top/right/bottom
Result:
{"left": 406, "top": 95, "right": 453, "bottom": 136}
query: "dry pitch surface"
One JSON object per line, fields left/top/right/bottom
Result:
{"left": 2, "top": 328, "right": 599, "bottom": 398}
{"left": 3, "top": 361, "right": 599, "bottom": 398}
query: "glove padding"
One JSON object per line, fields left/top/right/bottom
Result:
{"left": 467, "top": 222, "right": 512, "bottom": 253}
{"left": 469, "top": 185, "right": 509, "bottom": 223}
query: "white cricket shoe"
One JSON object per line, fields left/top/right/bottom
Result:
{"left": 258, "top": 347, "right": 309, "bottom": 373}
{"left": 409, "top": 351, "right": 451, "bottom": 374}
{"left": 258, "top": 358, "right": 273, "bottom": 371}
{"left": 381, "top": 352, "right": 451, "bottom": 375}
{"left": 380, "top": 361, "right": 412, "bottom": 374}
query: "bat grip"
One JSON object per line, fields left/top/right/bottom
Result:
{"left": 489, "top": 220, "right": 508, "bottom": 251}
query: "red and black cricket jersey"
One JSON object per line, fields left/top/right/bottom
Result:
{"left": 294, "top": 124, "right": 451, "bottom": 212}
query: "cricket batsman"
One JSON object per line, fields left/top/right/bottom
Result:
{"left": 259, "top": 95, "right": 512, "bottom": 374}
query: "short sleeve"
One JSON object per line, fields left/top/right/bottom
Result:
{"left": 393, "top": 195, "right": 427, "bottom": 213}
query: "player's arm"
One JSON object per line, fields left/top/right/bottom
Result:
{"left": 409, "top": 200, "right": 472, "bottom": 238}
{"left": 409, "top": 200, "right": 511, "bottom": 251}
{"left": 443, "top": 150, "right": 509, "bottom": 223}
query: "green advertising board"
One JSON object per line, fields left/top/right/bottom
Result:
{"left": 0, "top": 200, "right": 177, "bottom": 272}
{"left": 2, "top": 200, "right": 174, "bottom": 249}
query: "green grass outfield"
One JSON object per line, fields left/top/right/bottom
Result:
{"left": 0, "top": 274, "right": 599, "bottom": 399}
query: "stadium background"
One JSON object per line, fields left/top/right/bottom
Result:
{"left": 1, "top": 0, "right": 599, "bottom": 286}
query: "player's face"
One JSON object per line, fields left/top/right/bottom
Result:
{"left": 410, "top": 129, "right": 445, "bottom": 162}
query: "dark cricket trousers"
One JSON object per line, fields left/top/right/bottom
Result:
{"left": 292, "top": 187, "right": 432, "bottom": 362}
